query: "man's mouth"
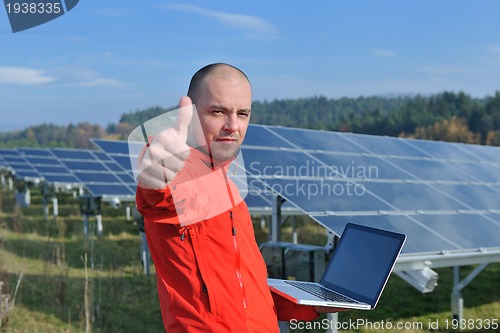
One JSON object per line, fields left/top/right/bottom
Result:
{"left": 216, "top": 137, "right": 238, "bottom": 142}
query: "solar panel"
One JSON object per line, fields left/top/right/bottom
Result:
{"left": 51, "top": 148, "right": 136, "bottom": 199}
{"left": 72, "top": 172, "right": 122, "bottom": 183}
{"left": 20, "top": 148, "right": 80, "bottom": 186}
{"left": 91, "top": 139, "right": 137, "bottom": 177}
{"left": 0, "top": 149, "right": 41, "bottom": 182}
{"left": 383, "top": 158, "right": 475, "bottom": 182}
{"left": 84, "top": 184, "right": 134, "bottom": 196}
{"left": 362, "top": 182, "right": 470, "bottom": 211}
{"left": 242, "top": 124, "right": 500, "bottom": 260}
{"left": 244, "top": 176, "right": 302, "bottom": 215}
{"left": 43, "top": 174, "right": 80, "bottom": 184}
{"left": 341, "top": 132, "right": 428, "bottom": 158}
{"left": 36, "top": 166, "right": 69, "bottom": 174}
{"left": 460, "top": 143, "right": 500, "bottom": 163}
{"left": 311, "top": 215, "right": 456, "bottom": 254}
{"left": 93, "top": 151, "right": 112, "bottom": 161}
{"left": 311, "top": 152, "right": 415, "bottom": 180}
{"left": 91, "top": 137, "right": 301, "bottom": 214}
{"left": 24, "top": 156, "right": 61, "bottom": 166}
{"left": 13, "top": 169, "right": 41, "bottom": 179}
{"left": 90, "top": 124, "right": 500, "bottom": 262}
{"left": 111, "top": 155, "right": 134, "bottom": 173}
{"left": 91, "top": 139, "right": 131, "bottom": 155}
{"left": 268, "top": 126, "right": 360, "bottom": 153}
{"left": 51, "top": 149, "right": 96, "bottom": 160}
{"left": 435, "top": 184, "right": 500, "bottom": 210}
{"left": 404, "top": 138, "right": 482, "bottom": 162}
{"left": 243, "top": 125, "right": 295, "bottom": 148}
{"left": 0, "top": 156, "right": 7, "bottom": 170}
{"left": 0, "top": 148, "right": 20, "bottom": 156}
{"left": 18, "top": 148, "right": 53, "bottom": 157}
{"left": 104, "top": 161, "right": 127, "bottom": 172}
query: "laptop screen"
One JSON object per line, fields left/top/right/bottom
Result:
{"left": 320, "top": 223, "right": 405, "bottom": 306}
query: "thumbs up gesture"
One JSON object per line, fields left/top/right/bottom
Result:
{"left": 137, "top": 96, "right": 194, "bottom": 189}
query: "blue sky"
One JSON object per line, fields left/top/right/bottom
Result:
{"left": 1, "top": 0, "right": 500, "bottom": 131}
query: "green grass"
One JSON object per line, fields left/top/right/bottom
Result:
{"left": 1, "top": 187, "right": 499, "bottom": 333}
{"left": 0, "top": 187, "right": 163, "bottom": 333}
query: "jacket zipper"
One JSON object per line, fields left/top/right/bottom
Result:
{"left": 230, "top": 209, "right": 248, "bottom": 309}
{"left": 220, "top": 159, "right": 248, "bottom": 310}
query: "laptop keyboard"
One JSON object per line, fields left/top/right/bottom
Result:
{"left": 285, "top": 281, "right": 360, "bottom": 304}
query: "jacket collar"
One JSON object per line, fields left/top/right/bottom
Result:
{"left": 191, "top": 146, "right": 234, "bottom": 171}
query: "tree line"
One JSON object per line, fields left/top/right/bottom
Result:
{"left": 0, "top": 123, "right": 106, "bottom": 149}
{"left": 1, "top": 91, "right": 499, "bottom": 148}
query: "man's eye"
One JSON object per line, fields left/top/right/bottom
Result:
{"left": 238, "top": 113, "right": 249, "bottom": 118}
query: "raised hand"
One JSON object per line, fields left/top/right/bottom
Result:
{"left": 137, "top": 96, "right": 194, "bottom": 189}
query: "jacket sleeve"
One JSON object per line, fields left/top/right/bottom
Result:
{"left": 271, "top": 292, "right": 320, "bottom": 321}
{"left": 136, "top": 185, "right": 179, "bottom": 223}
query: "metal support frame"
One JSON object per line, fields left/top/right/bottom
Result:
{"left": 126, "top": 205, "right": 131, "bottom": 221}
{"left": 326, "top": 313, "right": 339, "bottom": 333}
{"left": 271, "top": 195, "right": 285, "bottom": 242}
{"left": 260, "top": 215, "right": 267, "bottom": 232}
{"left": 325, "top": 230, "right": 335, "bottom": 252}
{"left": 272, "top": 194, "right": 290, "bottom": 333}
{"left": 52, "top": 196, "right": 59, "bottom": 217}
{"left": 15, "top": 182, "right": 31, "bottom": 208}
{"left": 395, "top": 251, "right": 496, "bottom": 323}
{"left": 83, "top": 213, "right": 89, "bottom": 238}
{"left": 140, "top": 223, "right": 150, "bottom": 276}
{"left": 41, "top": 183, "right": 59, "bottom": 219}
{"left": 42, "top": 183, "right": 49, "bottom": 220}
{"left": 291, "top": 216, "right": 297, "bottom": 244}
{"left": 451, "top": 263, "right": 489, "bottom": 321}
{"left": 96, "top": 214, "right": 103, "bottom": 237}
{"left": 81, "top": 196, "right": 102, "bottom": 239}
{"left": 394, "top": 248, "right": 500, "bottom": 271}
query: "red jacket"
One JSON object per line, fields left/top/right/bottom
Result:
{"left": 136, "top": 148, "right": 319, "bottom": 332}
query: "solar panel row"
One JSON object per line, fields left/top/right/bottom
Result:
{"left": 241, "top": 125, "right": 500, "bottom": 255}
{"left": 0, "top": 147, "right": 136, "bottom": 200}
{"left": 2, "top": 123, "right": 500, "bottom": 257}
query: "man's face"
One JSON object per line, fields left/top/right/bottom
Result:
{"left": 193, "top": 73, "right": 252, "bottom": 162}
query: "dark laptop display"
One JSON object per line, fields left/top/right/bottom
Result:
{"left": 268, "top": 223, "right": 406, "bottom": 310}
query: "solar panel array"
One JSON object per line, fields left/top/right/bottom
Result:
{"left": 91, "top": 138, "right": 300, "bottom": 215}
{"left": 2, "top": 124, "right": 500, "bottom": 258}
{"left": 0, "top": 148, "right": 40, "bottom": 181}
{"left": 18, "top": 148, "right": 80, "bottom": 185}
{"left": 241, "top": 125, "right": 500, "bottom": 255}
{"left": 0, "top": 147, "right": 135, "bottom": 201}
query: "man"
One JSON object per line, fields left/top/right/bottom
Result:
{"left": 136, "top": 63, "right": 327, "bottom": 333}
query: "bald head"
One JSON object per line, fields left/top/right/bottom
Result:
{"left": 187, "top": 63, "right": 251, "bottom": 104}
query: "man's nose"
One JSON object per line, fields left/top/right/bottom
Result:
{"left": 223, "top": 114, "right": 239, "bottom": 132}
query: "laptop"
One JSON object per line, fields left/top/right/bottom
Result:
{"left": 268, "top": 223, "right": 406, "bottom": 310}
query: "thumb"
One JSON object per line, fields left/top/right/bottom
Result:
{"left": 175, "top": 96, "right": 194, "bottom": 140}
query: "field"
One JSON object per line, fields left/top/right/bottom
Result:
{"left": 0, "top": 186, "right": 498, "bottom": 333}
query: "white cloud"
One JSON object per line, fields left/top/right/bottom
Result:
{"left": 50, "top": 66, "right": 132, "bottom": 88}
{"left": 371, "top": 48, "right": 396, "bottom": 58}
{"left": 76, "top": 77, "right": 130, "bottom": 88}
{"left": 161, "top": 4, "right": 281, "bottom": 41}
{"left": 0, "top": 66, "right": 55, "bottom": 85}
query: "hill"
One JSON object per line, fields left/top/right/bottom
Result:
{"left": 1, "top": 91, "right": 499, "bottom": 148}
